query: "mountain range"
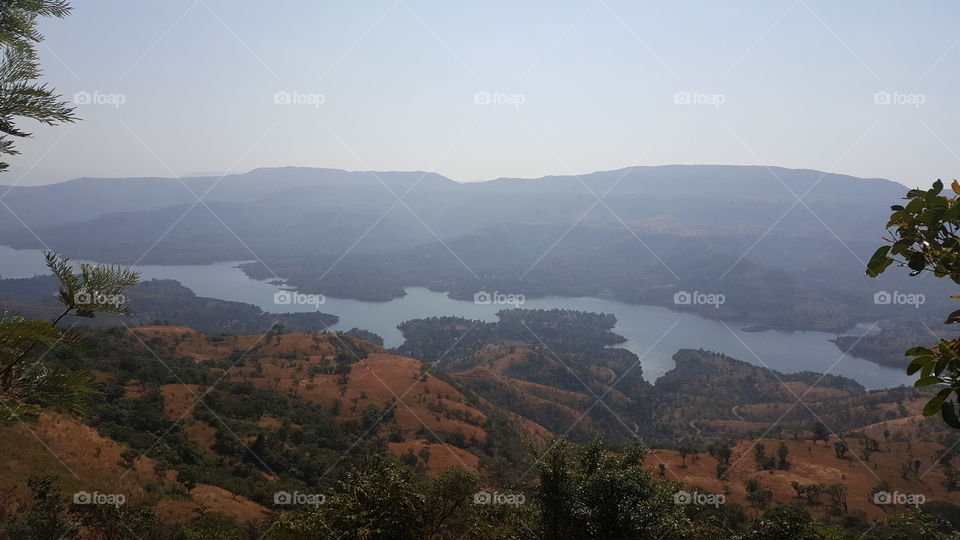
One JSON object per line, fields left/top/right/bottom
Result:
{"left": 0, "top": 165, "right": 951, "bottom": 338}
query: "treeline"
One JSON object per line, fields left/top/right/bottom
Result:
{"left": 3, "top": 437, "right": 959, "bottom": 539}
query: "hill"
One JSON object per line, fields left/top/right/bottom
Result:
{"left": 0, "top": 276, "right": 338, "bottom": 334}
{"left": 0, "top": 324, "right": 957, "bottom": 537}
{"left": 2, "top": 165, "right": 952, "bottom": 339}
{"left": 392, "top": 310, "right": 933, "bottom": 447}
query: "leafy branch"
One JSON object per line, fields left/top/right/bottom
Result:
{"left": 0, "top": 252, "right": 139, "bottom": 424}
{"left": 867, "top": 179, "right": 960, "bottom": 427}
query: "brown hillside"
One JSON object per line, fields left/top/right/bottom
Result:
{"left": 0, "top": 414, "right": 267, "bottom": 524}
{"left": 144, "top": 330, "right": 492, "bottom": 476}
{"left": 651, "top": 435, "right": 959, "bottom": 522}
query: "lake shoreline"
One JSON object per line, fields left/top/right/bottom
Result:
{"left": 0, "top": 245, "right": 910, "bottom": 390}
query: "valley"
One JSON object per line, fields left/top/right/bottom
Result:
{"left": 0, "top": 323, "right": 949, "bottom": 535}
{"left": 0, "top": 245, "right": 913, "bottom": 387}
{"left": 3, "top": 2, "right": 959, "bottom": 536}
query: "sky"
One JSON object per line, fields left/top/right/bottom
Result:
{"left": 5, "top": 0, "right": 960, "bottom": 186}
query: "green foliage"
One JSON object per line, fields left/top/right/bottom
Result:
{"left": 868, "top": 509, "right": 957, "bottom": 539}
{"left": 0, "top": 474, "right": 261, "bottom": 539}
{"left": 0, "top": 253, "right": 138, "bottom": 424}
{"left": 0, "top": 359, "right": 97, "bottom": 422}
{"left": 0, "top": 475, "right": 75, "bottom": 539}
{"left": 267, "top": 437, "right": 715, "bottom": 539}
{"left": 867, "top": 179, "right": 960, "bottom": 427}
{"left": 268, "top": 456, "right": 480, "bottom": 539}
{"left": 744, "top": 504, "right": 823, "bottom": 540}
{"left": 811, "top": 421, "right": 830, "bottom": 443}
{"left": 71, "top": 502, "right": 169, "bottom": 540}
{"left": 776, "top": 442, "right": 790, "bottom": 470}
{"left": 708, "top": 440, "right": 733, "bottom": 465}
{"left": 0, "top": 0, "right": 77, "bottom": 172}
{"left": 45, "top": 251, "right": 140, "bottom": 318}
{"left": 535, "top": 436, "right": 694, "bottom": 539}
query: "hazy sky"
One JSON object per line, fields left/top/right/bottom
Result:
{"left": 6, "top": 0, "right": 960, "bottom": 186}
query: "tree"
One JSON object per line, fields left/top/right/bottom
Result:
{"left": 0, "top": 0, "right": 77, "bottom": 172}
{"left": 833, "top": 441, "right": 849, "bottom": 460}
{"left": 945, "top": 467, "right": 960, "bottom": 493}
{"left": 790, "top": 482, "right": 822, "bottom": 505}
{"left": 534, "top": 436, "right": 693, "bottom": 539}
{"left": 871, "top": 510, "right": 956, "bottom": 539}
{"left": 537, "top": 438, "right": 573, "bottom": 539}
{"left": 790, "top": 481, "right": 803, "bottom": 500}
{"left": 423, "top": 469, "right": 478, "bottom": 538}
{"left": 776, "top": 442, "right": 790, "bottom": 470}
{"left": 824, "top": 484, "right": 847, "bottom": 515}
{"left": 754, "top": 442, "right": 775, "bottom": 471}
{"left": 811, "top": 422, "right": 829, "bottom": 445}
{"left": 745, "top": 505, "right": 821, "bottom": 540}
{"left": 708, "top": 440, "right": 733, "bottom": 464}
{"left": 0, "top": 252, "right": 139, "bottom": 423}
{"left": 858, "top": 437, "right": 877, "bottom": 461}
{"left": 177, "top": 467, "right": 198, "bottom": 495}
{"left": 270, "top": 455, "right": 431, "bottom": 538}
{"left": 867, "top": 179, "right": 960, "bottom": 427}
{"left": 0, "top": 475, "right": 75, "bottom": 539}
{"left": 746, "top": 488, "right": 773, "bottom": 510}
{"left": 72, "top": 502, "right": 168, "bottom": 540}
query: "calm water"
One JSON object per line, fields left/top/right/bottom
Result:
{"left": 0, "top": 246, "right": 910, "bottom": 389}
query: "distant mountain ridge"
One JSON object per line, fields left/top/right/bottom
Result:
{"left": 0, "top": 164, "right": 948, "bottom": 335}
{"left": 0, "top": 164, "right": 906, "bottom": 232}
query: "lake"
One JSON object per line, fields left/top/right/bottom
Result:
{"left": 0, "top": 245, "right": 911, "bottom": 389}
